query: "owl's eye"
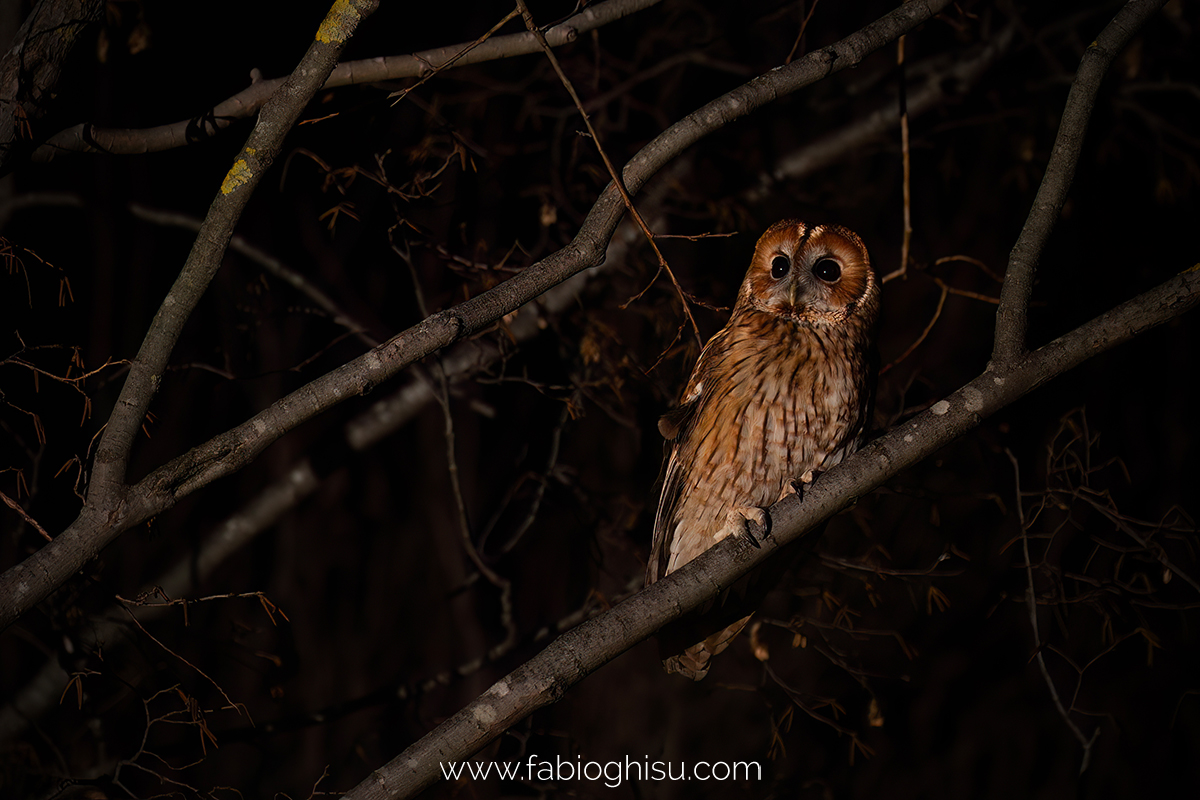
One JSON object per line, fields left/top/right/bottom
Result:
{"left": 812, "top": 258, "right": 841, "bottom": 282}
{"left": 770, "top": 255, "right": 791, "bottom": 279}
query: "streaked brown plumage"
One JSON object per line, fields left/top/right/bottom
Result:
{"left": 647, "top": 220, "right": 879, "bottom": 680}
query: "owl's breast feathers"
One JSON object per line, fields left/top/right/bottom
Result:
{"left": 649, "top": 305, "right": 875, "bottom": 582}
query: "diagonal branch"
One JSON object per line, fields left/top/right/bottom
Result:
{"left": 991, "top": 0, "right": 1168, "bottom": 364}
{"left": 87, "top": 0, "right": 377, "bottom": 503}
{"left": 352, "top": 267, "right": 1200, "bottom": 798}
{"left": 0, "top": 0, "right": 953, "bottom": 633}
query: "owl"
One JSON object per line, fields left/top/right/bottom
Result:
{"left": 647, "top": 220, "right": 880, "bottom": 680}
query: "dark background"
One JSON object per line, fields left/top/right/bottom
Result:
{"left": 2, "top": 0, "right": 1199, "bottom": 797}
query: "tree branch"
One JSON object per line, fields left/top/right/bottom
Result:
{"left": 0, "top": 0, "right": 952, "bottom": 633}
{"left": 26, "top": 0, "right": 663, "bottom": 165}
{"left": 991, "top": 0, "right": 1169, "bottom": 364}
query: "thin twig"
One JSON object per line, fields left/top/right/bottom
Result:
{"left": 388, "top": 8, "right": 521, "bottom": 105}
{"left": 115, "top": 597, "right": 251, "bottom": 721}
{"left": 938, "top": 279, "right": 1000, "bottom": 305}
{"left": 932, "top": 254, "right": 1004, "bottom": 283}
{"left": 515, "top": 0, "right": 702, "bottom": 345}
{"left": 1070, "top": 488, "right": 1200, "bottom": 595}
{"left": 879, "top": 280, "right": 948, "bottom": 375}
{"left": 130, "top": 203, "right": 379, "bottom": 349}
{"left": 401, "top": 232, "right": 517, "bottom": 656}
{"left": 0, "top": 491, "right": 51, "bottom": 541}
{"left": 784, "top": 0, "right": 822, "bottom": 64}
{"left": 1006, "top": 449, "right": 1099, "bottom": 774}
{"left": 884, "top": 33, "right": 912, "bottom": 284}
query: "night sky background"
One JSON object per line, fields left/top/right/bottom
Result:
{"left": 2, "top": 1, "right": 1200, "bottom": 798}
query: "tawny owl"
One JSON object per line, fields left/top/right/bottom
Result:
{"left": 647, "top": 220, "right": 879, "bottom": 680}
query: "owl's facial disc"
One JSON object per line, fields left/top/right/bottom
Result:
{"left": 743, "top": 222, "right": 873, "bottom": 324}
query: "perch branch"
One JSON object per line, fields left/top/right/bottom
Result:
{"left": 351, "top": 268, "right": 1200, "bottom": 799}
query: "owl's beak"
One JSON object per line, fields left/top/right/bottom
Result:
{"left": 787, "top": 276, "right": 810, "bottom": 310}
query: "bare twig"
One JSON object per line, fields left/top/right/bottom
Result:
{"left": 784, "top": 0, "right": 822, "bottom": 64}
{"left": 883, "top": 32, "right": 913, "bottom": 284}
{"left": 129, "top": 203, "right": 380, "bottom": 349}
{"left": 879, "top": 279, "right": 948, "bottom": 375}
{"left": 1006, "top": 449, "right": 1099, "bottom": 773}
{"left": 387, "top": 8, "right": 521, "bottom": 106}
{"left": 515, "top": 0, "right": 702, "bottom": 344}
{"left": 407, "top": 240, "right": 519, "bottom": 656}
{"left": 1070, "top": 488, "right": 1200, "bottom": 596}
{"left": 0, "top": 490, "right": 51, "bottom": 541}
{"left": 115, "top": 596, "right": 251, "bottom": 721}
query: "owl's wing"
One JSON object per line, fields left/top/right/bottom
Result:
{"left": 648, "top": 416, "right": 688, "bottom": 585}
{"left": 647, "top": 357, "right": 708, "bottom": 585}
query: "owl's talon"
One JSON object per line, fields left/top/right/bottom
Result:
{"left": 730, "top": 506, "right": 769, "bottom": 547}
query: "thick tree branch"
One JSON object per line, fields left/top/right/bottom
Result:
{"left": 0, "top": 0, "right": 951, "bottom": 633}
{"left": 86, "top": 0, "right": 375, "bottom": 508}
{"left": 26, "top": 0, "right": 663, "bottom": 165}
{"left": 992, "top": 0, "right": 1168, "bottom": 363}
{"left": 350, "top": 265, "right": 1200, "bottom": 800}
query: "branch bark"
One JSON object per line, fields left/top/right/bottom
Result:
{"left": 0, "top": 0, "right": 952, "bottom": 633}
{"left": 0, "top": 0, "right": 104, "bottom": 170}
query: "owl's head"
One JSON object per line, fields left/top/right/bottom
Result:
{"left": 736, "top": 220, "right": 878, "bottom": 327}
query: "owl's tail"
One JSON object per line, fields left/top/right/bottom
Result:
{"left": 662, "top": 614, "right": 753, "bottom": 681}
